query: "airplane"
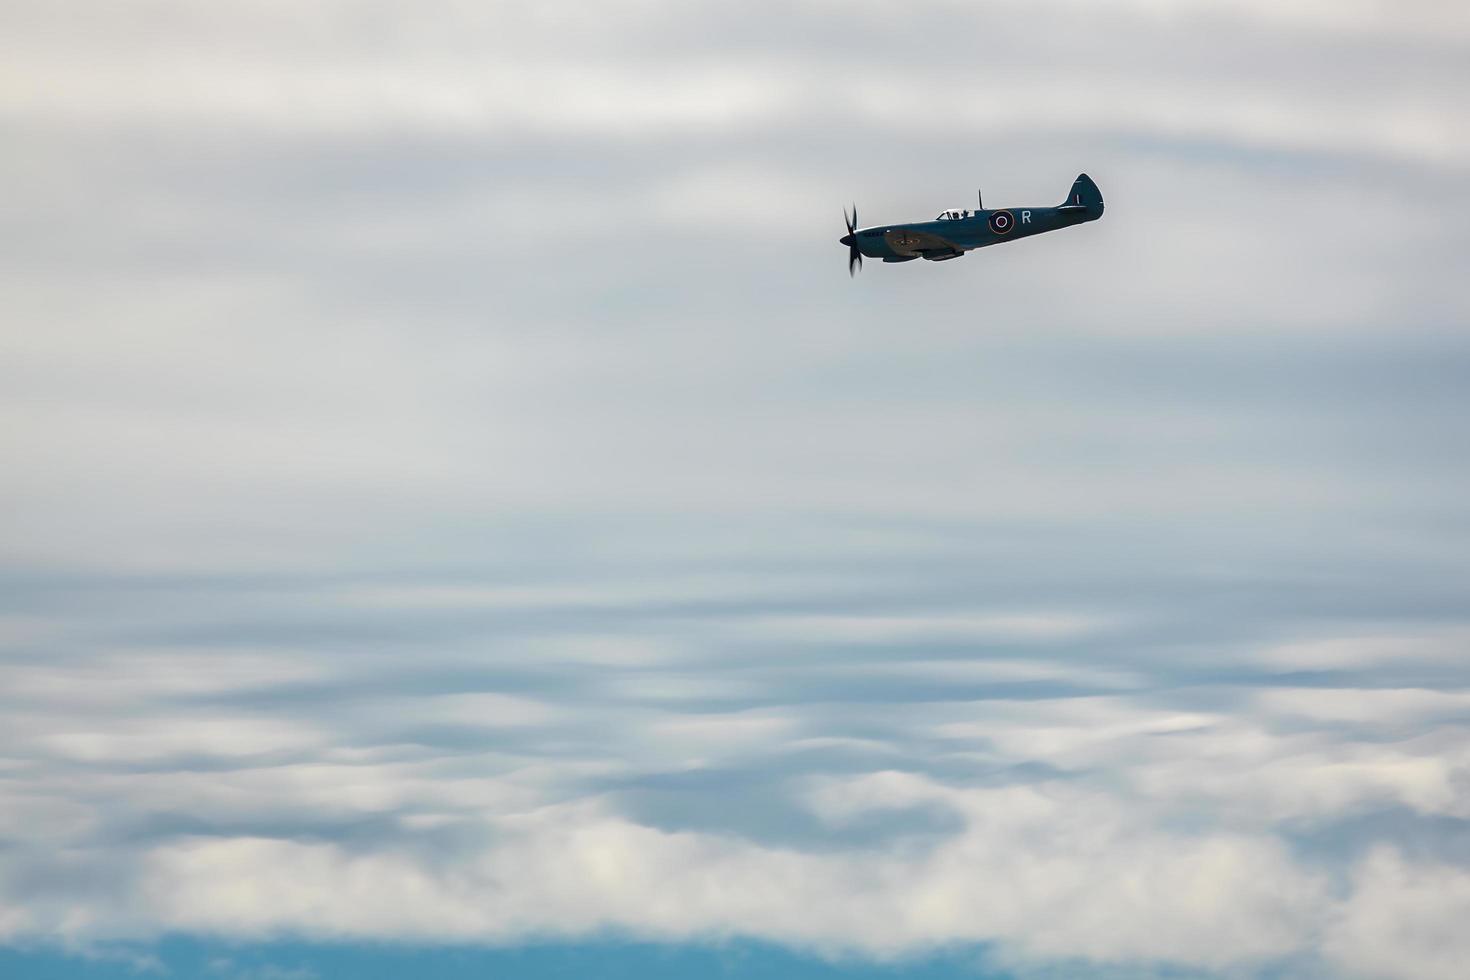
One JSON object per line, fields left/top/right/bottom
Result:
{"left": 840, "top": 173, "right": 1104, "bottom": 275}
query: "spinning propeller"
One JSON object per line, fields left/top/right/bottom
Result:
{"left": 842, "top": 205, "right": 862, "bottom": 276}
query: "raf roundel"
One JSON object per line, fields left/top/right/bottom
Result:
{"left": 988, "top": 209, "right": 1015, "bottom": 235}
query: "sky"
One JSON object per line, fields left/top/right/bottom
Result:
{"left": 2, "top": 1, "right": 1470, "bottom": 978}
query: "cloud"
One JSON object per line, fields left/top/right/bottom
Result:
{"left": 24, "top": 784, "right": 1322, "bottom": 970}
{"left": 1325, "top": 848, "right": 1470, "bottom": 980}
{"left": 3, "top": 0, "right": 1470, "bottom": 977}
{"left": 5, "top": 587, "right": 1470, "bottom": 975}
{"left": 2, "top": 2, "right": 1465, "bottom": 167}
{"left": 208, "top": 956, "right": 318, "bottom": 980}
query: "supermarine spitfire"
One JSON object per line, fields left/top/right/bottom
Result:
{"left": 840, "top": 173, "right": 1104, "bottom": 275}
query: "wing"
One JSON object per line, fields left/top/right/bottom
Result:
{"left": 883, "top": 228, "right": 964, "bottom": 260}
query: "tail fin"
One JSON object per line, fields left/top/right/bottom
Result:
{"left": 1062, "top": 173, "right": 1104, "bottom": 219}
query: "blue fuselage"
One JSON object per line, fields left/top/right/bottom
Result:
{"left": 839, "top": 174, "right": 1105, "bottom": 270}
{"left": 843, "top": 205, "right": 1097, "bottom": 261}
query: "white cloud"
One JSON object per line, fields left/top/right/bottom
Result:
{"left": 1256, "top": 687, "right": 1470, "bottom": 726}
{"left": 1325, "top": 848, "right": 1470, "bottom": 980}
{"left": 93, "top": 784, "right": 1321, "bottom": 968}
{"left": 735, "top": 612, "right": 1115, "bottom": 644}
{"left": 1, "top": 1, "right": 1464, "bottom": 165}
{"left": 1255, "top": 630, "right": 1470, "bottom": 670}
{"left": 27, "top": 714, "right": 329, "bottom": 766}
{"left": 2, "top": 652, "right": 330, "bottom": 709}
{"left": 3, "top": 1, "right": 1470, "bottom": 977}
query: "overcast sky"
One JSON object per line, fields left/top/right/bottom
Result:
{"left": 3, "top": 2, "right": 1470, "bottom": 978}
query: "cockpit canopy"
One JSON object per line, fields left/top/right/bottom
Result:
{"left": 936, "top": 209, "right": 973, "bottom": 221}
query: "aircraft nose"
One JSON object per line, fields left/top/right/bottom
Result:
{"left": 839, "top": 234, "right": 854, "bottom": 247}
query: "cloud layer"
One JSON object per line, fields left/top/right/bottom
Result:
{"left": 2, "top": 2, "right": 1469, "bottom": 978}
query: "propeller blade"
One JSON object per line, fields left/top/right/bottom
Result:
{"left": 844, "top": 203, "right": 862, "bottom": 276}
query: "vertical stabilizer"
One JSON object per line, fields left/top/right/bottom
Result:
{"left": 1063, "top": 173, "right": 1104, "bottom": 219}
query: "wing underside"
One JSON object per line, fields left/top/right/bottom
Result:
{"left": 884, "top": 228, "right": 964, "bottom": 260}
